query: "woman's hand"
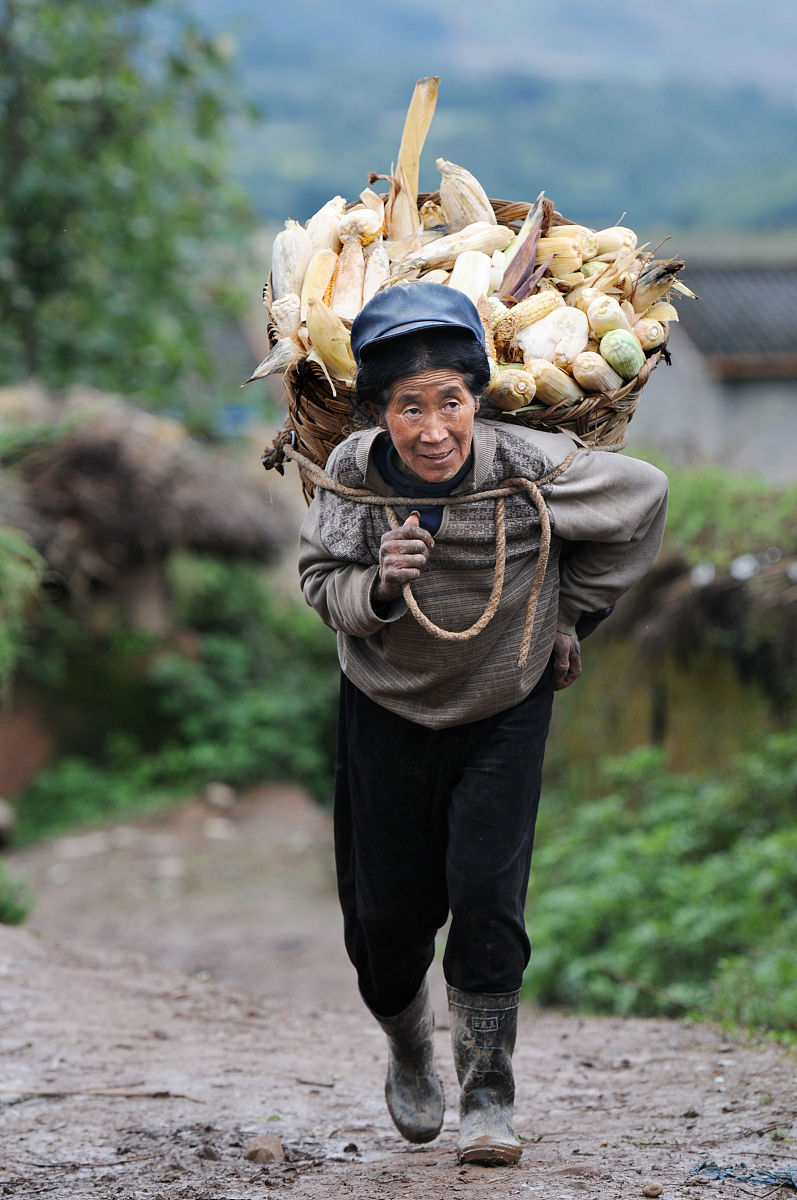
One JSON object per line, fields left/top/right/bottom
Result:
{"left": 374, "top": 511, "right": 434, "bottom": 603}
{"left": 552, "top": 630, "right": 582, "bottom": 690}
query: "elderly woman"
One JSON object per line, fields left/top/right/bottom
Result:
{"left": 298, "top": 281, "right": 668, "bottom": 1166}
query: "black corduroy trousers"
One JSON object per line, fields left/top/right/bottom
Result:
{"left": 333, "top": 662, "right": 554, "bottom": 1017}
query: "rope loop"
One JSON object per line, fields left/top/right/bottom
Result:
{"left": 286, "top": 445, "right": 577, "bottom": 667}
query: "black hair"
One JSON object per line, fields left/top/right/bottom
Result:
{"left": 351, "top": 326, "right": 490, "bottom": 427}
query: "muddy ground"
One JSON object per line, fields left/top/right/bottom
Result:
{"left": 3, "top": 783, "right": 796, "bottom": 1199}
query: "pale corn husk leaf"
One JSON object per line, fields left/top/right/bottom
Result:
{"left": 270, "top": 292, "right": 302, "bottom": 340}
{"left": 305, "top": 298, "right": 356, "bottom": 385}
{"left": 300, "top": 249, "right": 338, "bottom": 322}
{"left": 362, "top": 245, "right": 391, "bottom": 304}
{"left": 305, "top": 197, "right": 346, "bottom": 253}
{"left": 437, "top": 158, "right": 496, "bottom": 230}
{"left": 330, "top": 238, "right": 365, "bottom": 322}
{"left": 386, "top": 77, "right": 439, "bottom": 240}
{"left": 396, "top": 222, "right": 514, "bottom": 272}
{"left": 244, "top": 337, "right": 302, "bottom": 384}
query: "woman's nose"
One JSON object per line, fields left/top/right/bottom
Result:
{"left": 419, "top": 414, "right": 447, "bottom": 442}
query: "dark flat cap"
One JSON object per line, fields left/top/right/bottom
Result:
{"left": 350, "top": 280, "right": 486, "bottom": 366}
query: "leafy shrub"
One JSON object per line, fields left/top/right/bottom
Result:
{"left": 14, "top": 555, "right": 340, "bottom": 844}
{"left": 525, "top": 735, "right": 797, "bottom": 1034}
{"left": 0, "top": 863, "right": 32, "bottom": 925}
{"left": 0, "top": 527, "right": 44, "bottom": 690}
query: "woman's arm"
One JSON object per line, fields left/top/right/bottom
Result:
{"left": 299, "top": 503, "right": 434, "bottom": 636}
{"left": 547, "top": 449, "right": 669, "bottom": 635}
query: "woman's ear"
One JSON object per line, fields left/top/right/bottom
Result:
{"left": 367, "top": 402, "right": 387, "bottom": 430}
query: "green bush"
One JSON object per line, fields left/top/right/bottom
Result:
{"left": 525, "top": 735, "right": 797, "bottom": 1034}
{"left": 14, "top": 555, "right": 340, "bottom": 844}
{"left": 0, "top": 863, "right": 32, "bottom": 925}
{"left": 0, "top": 527, "right": 45, "bottom": 690}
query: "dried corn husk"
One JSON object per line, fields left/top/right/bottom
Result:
{"left": 245, "top": 335, "right": 303, "bottom": 383}
{"left": 632, "top": 258, "right": 685, "bottom": 311}
{"left": 549, "top": 224, "right": 599, "bottom": 260}
{"left": 642, "top": 301, "right": 679, "bottom": 323}
{"left": 305, "top": 298, "right": 356, "bottom": 386}
{"left": 386, "top": 76, "right": 439, "bottom": 240}
{"left": 271, "top": 220, "right": 314, "bottom": 301}
{"left": 305, "top": 196, "right": 346, "bottom": 252}
{"left": 362, "top": 244, "right": 390, "bottom": 304}
{"left": 330, "top": 238, "right": 365, "bottom": 321}
{"left": 300, "top": 250, "right": 338, "bottom": 321}
{"left": 395, "top": 221, "right": 514, "bottom": 273}
{"left": 271, "top": 293, "right": 302, "bottom": 341}
{"left": 437, "top": 158, "right": 496, "bottom": 229}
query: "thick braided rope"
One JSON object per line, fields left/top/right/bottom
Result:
{"left": 285, "top": 445, "right": 578, "bottom": 667}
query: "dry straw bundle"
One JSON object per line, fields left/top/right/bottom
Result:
{"left": 253, "top": 78, "right": 693, "bottom": 500}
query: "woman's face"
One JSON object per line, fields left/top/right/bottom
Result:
{"left": 380, "top": 368, "right": 479, "bottom": 483}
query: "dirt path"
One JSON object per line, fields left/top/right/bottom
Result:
{"left": 3, "top": 786, "right": 796, "bottom": 1199}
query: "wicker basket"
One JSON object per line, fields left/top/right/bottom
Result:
{"left": 261, "top": 195, "right": 669, "bottom": 501}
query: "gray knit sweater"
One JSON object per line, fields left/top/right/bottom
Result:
{"left": 298, "top": 419, "right": 667, "bottom": 729}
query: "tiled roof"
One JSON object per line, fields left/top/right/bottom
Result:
{"left": 674, "top": 262, "right": 797, "bottom": 376}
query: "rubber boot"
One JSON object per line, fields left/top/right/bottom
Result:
{"left": 371, "top": 976, "right": 445, "bottom": 1144}
{"left": 447, "top": 986, "right": 522, "bottom": 1165}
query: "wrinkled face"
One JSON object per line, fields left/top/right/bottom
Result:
{"left": 380, "top": 368, "right": 479, "bottom": 483}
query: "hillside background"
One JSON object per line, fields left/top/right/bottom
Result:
{"left": 188, "top": 0, "right": 797, "bottom": 235}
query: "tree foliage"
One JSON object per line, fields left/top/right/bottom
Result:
{"left": 0, "top": 0, "right": 255, "bottom": 409}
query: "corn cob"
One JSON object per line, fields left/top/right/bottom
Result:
{"left": 420, "top": 198, "right": 447, "bottom": 228}
{"left": 587, "top": 295, "right": 633, "bottom": 337}
{"left": 515, "top": 306, "right": 590, "bottom": 370}
{"left": 300, "top": 249, "right": 338, "bottom": 321}
{"left": 362, "top": 244, "right": 390, "bottom": 304}
{"left": 330, "top": 238, "right": 365, "bottom": 321}
{"left": 524, "top": 358, "right": 585, "bottom": 406}
{"left": 486, "top": 366, "right": 537, "bottom": 411}
{"left": 419, "top": 268, "right": 450, "bottom": 284}
{"left": 397, "top": 222, "right": 515, "bottom": 274}
{"left": 305, "top": 197, "right": 346, "bottom": 253}
{"left": 599, "top": 328, "right": 645, "bottom": 380}
{"left": 535, "top": 236, "right": 583, "bottom": 278}
{"left": 633, "top": 317, "right": 667, "bottom": 350}
{"left": 492, "top": 291, "right": 565, "bottom": 360}
{"left": 594, "top": 226, "right": 638, "bottom": 255}
{"left": 549, "top": 224, "right": 599, "bottom": 260}
{"left": 571, "top": 350, "right": 624, "bottom": 393}
{"left": 270, "top": 292, "right": 302, "bottom": 341}
{"left": 448, "top": 249, "right": 492, "bottom": 306}
{"left": 338, "top": 204, "right": 385, "bottom": 245}
{"left": 271, "top": 220, "right": 314, "bottom": 301}
{"left": 305, "top": 298, "right": 356, "bottom": 386}
{"left": 436, "top": 158, "right": 496, "bottom": 229}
